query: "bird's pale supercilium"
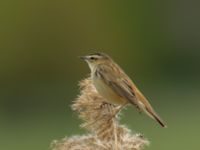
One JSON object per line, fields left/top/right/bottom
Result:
{"left": 80, "top": 52, "right": 167, "bottom": 128}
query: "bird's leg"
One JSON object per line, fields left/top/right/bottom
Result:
{"left": 100, "top": 101, "right": 113, "bottom": 109}
{"left": 93, "top": 101, "right": 113, "bottom": 110}
{"left": 82, "top": 102, "right": 111, "bottom": 128}
{"left": 111, "top": 102, "right": 128, "bottom": 118}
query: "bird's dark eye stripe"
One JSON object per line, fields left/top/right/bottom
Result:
{"left": 90, "top": 57, "right": 96, "bottom": 60}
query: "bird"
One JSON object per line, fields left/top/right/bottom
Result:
{"left": 80, "top": 52, "right": 167, "bottom": 128}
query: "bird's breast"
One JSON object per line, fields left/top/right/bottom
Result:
{"left": 93, "top": 78, "right": 126, "bottom": 105}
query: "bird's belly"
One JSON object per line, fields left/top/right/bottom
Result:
{"left": 93, "top": 79, "right": 126, "bottom": 105}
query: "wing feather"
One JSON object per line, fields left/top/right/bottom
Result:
{"left": 95, "top": 64, "right": 167, "bottom": 127}
{"left": 97, "top": 65, "right": 137, "bottom": 105}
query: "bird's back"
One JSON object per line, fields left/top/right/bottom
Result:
{"left": 94, "top": 61, "right": 166, "bottom": 127}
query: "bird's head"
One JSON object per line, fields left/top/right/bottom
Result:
{"left": 80, "top": 52, "right": 110, "bottom": 70}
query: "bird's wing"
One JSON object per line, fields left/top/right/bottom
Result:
{"left": 96, "top": 65, "right": 167, "bottom": 127}
{"left": 96, "top": 65, "right": 138, "bottom": 105}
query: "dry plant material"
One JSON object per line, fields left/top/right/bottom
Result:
{"left": 51, "top": 78, "right": 149, "bottom": 150}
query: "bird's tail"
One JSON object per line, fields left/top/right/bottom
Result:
{"left": 145, "top": 106, "right": 167, "bottom": 128}
{"left": 136, "top": 99, "right": 166, "bottom": 127}
{"left": 132, "top": 85, "right": 167, "bottom": 127}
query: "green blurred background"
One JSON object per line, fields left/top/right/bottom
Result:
{"left": 0, "top": 1, "right": 200, "bottom": 150}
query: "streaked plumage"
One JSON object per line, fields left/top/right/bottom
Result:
{"left": 80, "top": 52, "right": 167, "bottom": 127}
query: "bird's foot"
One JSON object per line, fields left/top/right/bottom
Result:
{"left": 100, "top": 101, "right": 113, "bottom": 108}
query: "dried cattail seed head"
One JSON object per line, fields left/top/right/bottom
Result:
{"left": 51, "top": 78, "right": 149, "bottom": 150}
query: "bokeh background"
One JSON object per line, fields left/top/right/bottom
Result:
{"left": 0, "top": 1, "right": 200, "bottom": 150}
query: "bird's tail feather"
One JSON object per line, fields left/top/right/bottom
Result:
{"left": 145, "top": 107, "right": 167, "bottom": 128}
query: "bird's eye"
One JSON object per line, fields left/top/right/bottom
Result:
{"left": 90, "top": 57, "right": 95, "bottom": 60}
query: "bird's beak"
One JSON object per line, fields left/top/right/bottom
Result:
{"left": 79, "top": 55, "right": 88, "bottom": 61}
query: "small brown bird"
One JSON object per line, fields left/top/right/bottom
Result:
{"left": 80, "top": 52, "right": 167, "bottom": 127}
